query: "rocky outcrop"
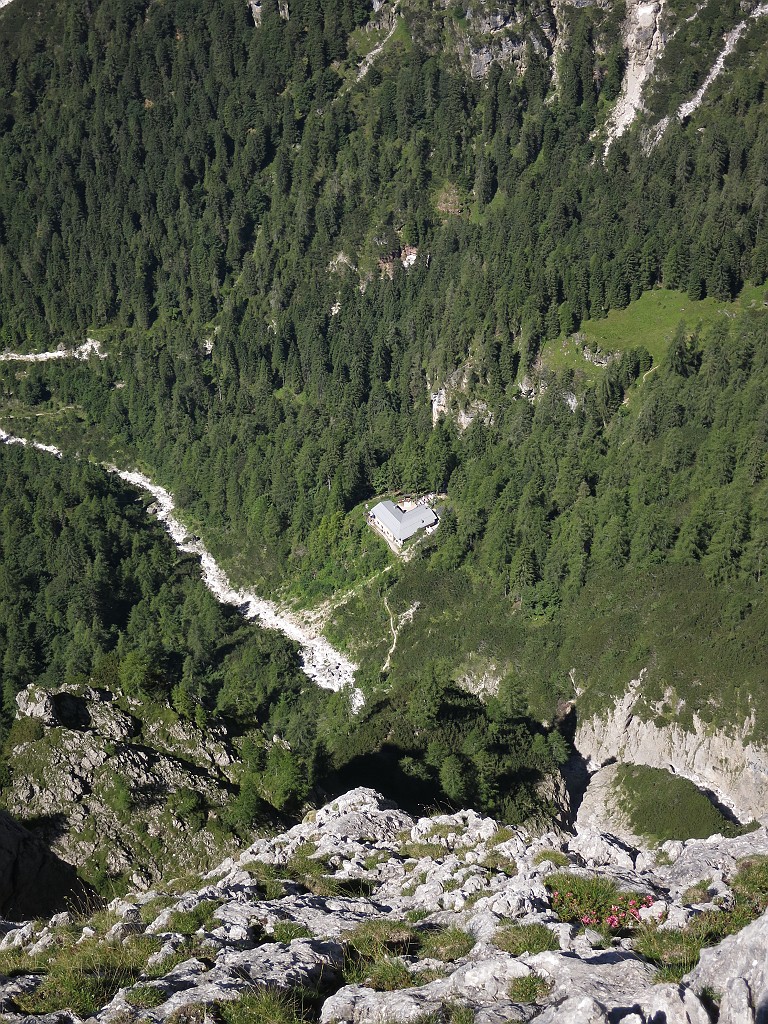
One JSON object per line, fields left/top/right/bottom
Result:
{"left": 2, "top": 787, "right": 768, "bottom": 1022}
{"left": 574, "top": 673, "right": 768, "bottom": 822}
{"left": 5, "top": 683, "right": 238, "bottom": 888}
{"left": 430, "top": 362, "right": 493, "bottom": 430}
{"left": 248, "top": 0, "right": 289, "bottom": 27}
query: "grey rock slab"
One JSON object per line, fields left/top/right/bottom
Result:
{"left": 0, "top": 973, "right": 43, "bottom": 1013}
{"left": 447, "top": 953, "right": 532, "bottom": 999}
{"left": 569, "top": 829, "right": 638, "bottom": 871}
{"left": 525, "top": 949, "right": 654, "bottom": 1006}
{"left": 638, "top": 900, "right": 667, "bottom": 923}
{"left": 658, "top": 904, "right": 695, "bottom": 931}
{"left": 634, "top": 983, "right": 712, "bottom": 1024}
{"left": 718, "top": 977, "right": 755, "bottom": 1024}
{"left": 145, "top": 908, "right": 175, "bottom": 934}
{"left": 685, "top": 907, "right": 768, "bottom": 1013}
{"left": 463, "top": 909, "right": 504, "bottom": 943}
{"left": 307, "top": 788, "right": 415, "bottom": 845}
{"left": 482, "top": 879, "right": 550, "bottom": 919}
{"left": 254, "top": 894, "right": 397, "bottom": 939}
{"left": 99, "top": 956, "right": 216, "bottom": 1021}
{"left": 320, "top": 983, "right": 448, "bottom": 1024}
{"left": 661, "top": 827, "right": 768, "bottom": 899}
{"left": 320, "top": 957, "right": 536, "bottom": 1024}
{"left": 216, "top": 937, "right": 345, "bottom": 987}
{"left": 530, "top": 995, "right": 611, "bottom": 1023}
{"left": 8, "top": 1014, "right": 83, "bottom": 1024}
{"left": 474, "top": 1001, "right": 533, "bottom": 1024}
{"left": 410, "top": 809, "right": 503, "bottom": 850}
{"left": 105, "top": 919, "right": 145, "bottom": 943}
{"left": 0, "top": 922, "right": 35, "bottom": 950}
{"left": 0, "top": 811, "right": 91, "bottom": 920}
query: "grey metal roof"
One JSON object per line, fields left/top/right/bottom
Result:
{"left": 371, "top": 500, "right": 437, "bottom": 543}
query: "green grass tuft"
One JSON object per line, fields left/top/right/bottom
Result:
{"left": 166, "top": 900, "right": 222, "bottom": 935}
{"left": 532, "top": 849, "right": 569, "bottom": 867}
{"left": 508, "top": 973, "right": 552, "bottom": 1004}
{"left": 13, "top": 936, "right": 160, "bottom": 1018}
{"left": 418, "top": 927, "right": 475, "bottom": 961}
{"left": 494, "top": 923, "right": 559, "bottom": 956}
{"left": 271, "top": 922, "right": 314, "bottom": 942}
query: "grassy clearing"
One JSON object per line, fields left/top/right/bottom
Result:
{"left": 614, "top": 764, "right": 753, "bottom": 844}
{"left": 541, "top": 286, "right": 764, "bottom": 381}
{"left": 494, "top": 923, "right": 559, "bottom": 956}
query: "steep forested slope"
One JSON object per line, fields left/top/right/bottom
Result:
{"left": 0, "top": 0, "right": 767, "bottom": 772}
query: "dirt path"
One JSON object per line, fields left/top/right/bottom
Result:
{"left": 382, "top": 595, "right": 419, "bottom": 673}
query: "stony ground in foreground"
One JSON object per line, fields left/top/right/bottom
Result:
{"left": 1, "top": 788, "right": 767, "bottom": 1024}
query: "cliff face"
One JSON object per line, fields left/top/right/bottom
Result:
{"left": 1, "top": 788, "right": 767, "bottom": 1023}
{"left": 574, "top": 673, "right": 768, "bottom": 823}
{"left": 0, "top": 811, "right": 92, "bottom": 919}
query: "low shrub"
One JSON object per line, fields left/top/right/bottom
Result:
{"left": 545, "top": 873, "right": 652, "bottom": 932}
